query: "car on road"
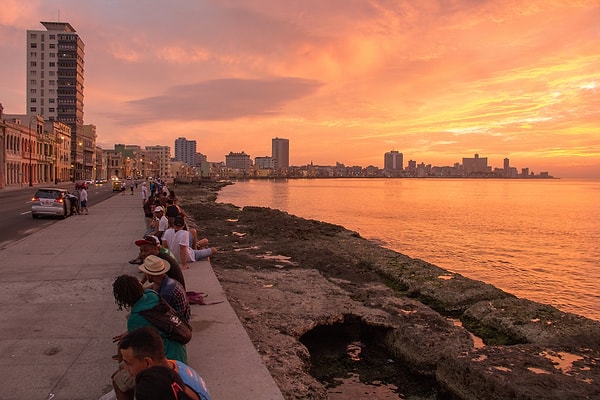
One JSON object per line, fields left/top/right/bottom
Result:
{"left": 31, "top": 188, "right": 72, "bottom": 219}
{"left": 112, "top": 180, "right": 123, "bottom": 192}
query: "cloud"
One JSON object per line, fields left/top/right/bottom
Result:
{"left": 104, "top": 77, "right": 323, "bottom": 124}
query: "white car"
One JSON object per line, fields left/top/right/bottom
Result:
{"left": 31, "top": 188, "right": 72, "bottom": 219}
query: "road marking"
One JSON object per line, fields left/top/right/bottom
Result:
{"left": 21, "top": 211, "right": 32, "bottom": 215}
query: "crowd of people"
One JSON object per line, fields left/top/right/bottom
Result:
{"left": 105, "top": 178, "right": 214, "bottom": 400}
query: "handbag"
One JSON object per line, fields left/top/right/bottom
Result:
{"left": 139, "top": 297, "right": 192, "bottom": 344}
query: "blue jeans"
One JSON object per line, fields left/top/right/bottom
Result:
{"left": 192, "top": 248, "right": 213, "bottom": 261}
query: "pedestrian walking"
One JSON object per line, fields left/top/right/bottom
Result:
{"left": 80, "top": 186, "right": 89, "bottom": 214}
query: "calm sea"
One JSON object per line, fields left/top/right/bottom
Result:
{"left": 218, "top": 178, "right": 600, "bottom": 321}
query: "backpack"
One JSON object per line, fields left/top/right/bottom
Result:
{"left": 139, "top": 297, "right": 192, "bottom": 344}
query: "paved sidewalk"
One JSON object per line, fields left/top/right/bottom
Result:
{"left": 0, "top": 191, "right": 284, "bottom": 400}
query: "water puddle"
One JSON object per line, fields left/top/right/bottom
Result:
{"left": 448, "top": 318, "right": 485, "bottom": 348}
{"left": 300, "top": 318, "right": 455, "bottom": 399}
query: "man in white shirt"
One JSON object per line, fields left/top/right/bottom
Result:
{"left": 162, "top": 216, "right": 216, "bottom": 269}
{"left": 152, "top": 206, "right": 169, "bottom": 239}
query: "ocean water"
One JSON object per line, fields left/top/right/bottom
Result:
{"left": 218, "top": 178, "right": 600, "bottom": 321}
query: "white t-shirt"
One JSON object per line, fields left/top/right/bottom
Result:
{"left": 163, "top": 228, "right": 193, "bottom": 263}
{"left": 158, "top": 215, "right": 169, "bottom": 233}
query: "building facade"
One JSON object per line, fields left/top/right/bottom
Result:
{"left": 272, "top": 137, "right": 289, "bottom": 170}
{"left": 462, "top": 154, "right": 490, "bottom": 176}
{"left": 225, "top": 151, "right": 252, "bottom": 171}
{"left": 174, "top": 137, "right": 196, "bottom": 166}
{"left": 384, "top": 150, "right": 403, "bottom": 173}
{"left": 145, "top": 145, "right": 171, "bottom": 178}
{"left": 27, "top": 21, "right": 86, "bottom": 180}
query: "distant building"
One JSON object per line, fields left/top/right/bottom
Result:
{"left": 195, "top": 152, "right": 207, "bottom": 166}
{"left": 384, "top": 150, "right": 403, "bottom": 174}
{"left": 225, "top": 151, "right": 252, "bottom": 170}
{"left": 82, "top": 124, "right": 96, "bottom": 180}
{"left": 145, "top": 145, "right": 171, "bottom": 178}
{"left": 174, "top": 137, "right": 196, "bottom": 166}
{"left": 104, "top": 149, "right": 124, "bottom": 180}
{"left": 462, "top": 154, "right": 490, "bottom": 176}
{"left": 255, "top": 156, "right": 276, "bottom": 169}
{"left": 272, "top": 137, "right": 289, "bottom": 170}
{"left": 27, "top": 22, "right": 86, "bottom": 180}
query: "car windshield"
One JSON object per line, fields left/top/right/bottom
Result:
{"left": 35, "top": 190, "right": 62, "bottom": 199}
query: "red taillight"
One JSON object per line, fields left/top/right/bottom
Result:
{"left": 32, "top": 197, "right": 39, "bottom": 202}
{"left": 55, "top": 198, "right": 64, "bottom": 204}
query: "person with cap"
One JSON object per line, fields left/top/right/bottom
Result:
{"left": 138, "top": 255, "right": 190, "bottom": 324}
{"left": 162, "top": 216, "right": 216, "bottom": 270}
{"left": 134, "top": 235, "right": 186, "bottom": 289}
{"left": 151, "top": 206, "right": 169, "bottom": 239}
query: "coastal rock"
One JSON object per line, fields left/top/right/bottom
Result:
{"left": 177, "top": 182, "right": 600, "bottom": 400}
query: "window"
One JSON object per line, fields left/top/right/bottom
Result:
{"left": 29, "top": 70, "right": 37, "bottom": 76}
{"left": 49, "top": 62, "right": 55, "bottom": 67}
{"left": 30, "top": 33, "right": 37, "bottom": 39}
{"left": 30, "top": 79, "right": 37, "bottom": 85}
{"left": 49, "top": 98, "right": 55, "bottom": 103}
{"left": 31, "top": 98, "right": 37, "bottom": 103}
{"left": 49, "top": 108, "right": 55, "bottom": 113}
{"left": 30, "top": 43, "right": 37, "bottom": 48}
{"left": 30, "top": 89, "right": 37, "bottom": 94}
{"left": 49, "top": 34, "right": 55, "bottom": 40}
{"left": 30, "top": 107, "right": 37, "bottom": 113}
{"left": 49, "top": 53, "right": 55, "bottom": 58}
{"left": 49, "top": 43, "right": 55, "bottom": 49}
{"left": 30, "top": 52, "right": 37, "bottom": 58}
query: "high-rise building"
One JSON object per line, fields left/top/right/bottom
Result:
{"left": 174, "top": 137, "right": 196, "bottom": 166}
{"left": 272, "top": 137, "right": 289, "bottom": 170}
{"left": 27, "top": 21, "right": 85, "bottom": 180}
{"left": 384, "top": 150, "right": 403, "bottom": 171}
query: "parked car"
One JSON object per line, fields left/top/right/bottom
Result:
{"left": 31, "top": 188, "right": 72, "bottom": 219}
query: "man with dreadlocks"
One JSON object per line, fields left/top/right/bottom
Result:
{"left": 112, "top": 275, "right": 187, "bottom": 363}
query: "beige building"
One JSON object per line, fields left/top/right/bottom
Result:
{"left": 145, "top": 145, "right": 171, "bottom": 178}
{"left": 45, "top": 120, "right": 72, "bottom": 183}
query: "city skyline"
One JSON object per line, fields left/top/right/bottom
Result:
{"left": 1, "top": 2, "right": 599, "bottom": 178}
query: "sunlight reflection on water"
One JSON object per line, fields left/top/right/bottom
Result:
{"left": 219, "top": 178, "right": 600, "bottom": 321}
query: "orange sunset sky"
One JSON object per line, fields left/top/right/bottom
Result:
{"left": 1, "top": 1, "right": 599, "bottom": 178}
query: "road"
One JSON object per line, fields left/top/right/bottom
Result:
{"left": 0, "top": 182, "right": 121, "bottom": 249}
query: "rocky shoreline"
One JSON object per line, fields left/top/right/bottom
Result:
{"left": 176, "top": 181, "right": 599, "bottom": 400}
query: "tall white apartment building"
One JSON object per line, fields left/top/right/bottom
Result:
{"left": 145, "top": 145, "right": 172, "bottom": 178}
{"left": 26, "top": 21, "right": 85, "bottom": 180}
{"left": 174, "top": 137, "right": 196, "bottom": 166}
{"left": 272, "top": 137, "right": 289, "bottom": 170}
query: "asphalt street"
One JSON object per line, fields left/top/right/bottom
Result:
{"left": 0, "top": 182, "right": 118, "bottom": 249}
